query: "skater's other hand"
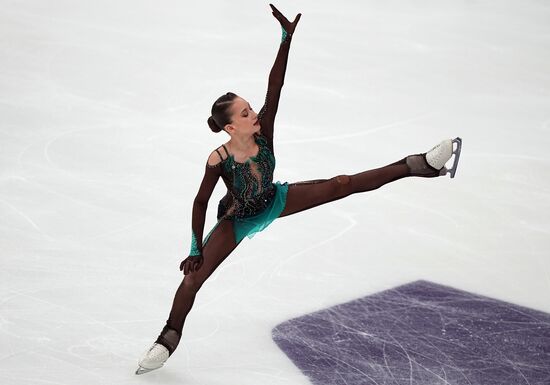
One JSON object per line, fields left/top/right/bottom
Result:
{"left": 180, "top": 255, "right": 204, "bottom": 275}
{"left": 269, "top": 3, "right": 301, "bottom": 35}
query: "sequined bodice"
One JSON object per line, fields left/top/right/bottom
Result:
{"left": 219, "top": 133, "right": 276, "bottom": 218}
{"left": 188, "top": 28, "right": 293, "bottom": 257}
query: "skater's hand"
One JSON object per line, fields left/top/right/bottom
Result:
{"left": 180, "top": 255, "right": 204, "bottom": 275}
{"left": 270, "top": 3, "right": 301, "bottom": 35}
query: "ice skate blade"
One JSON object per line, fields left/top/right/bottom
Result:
{"left": 446, "top": 137, "right": 462, "bottom": 178}
{"left": 135, "top": 365, "right": 162, "bottom": 375}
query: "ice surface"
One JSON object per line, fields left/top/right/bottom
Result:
{"left": 1, "top": 0, "right": 549, "bottom": 384}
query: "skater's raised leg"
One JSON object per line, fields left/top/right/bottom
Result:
{"left": 136, "top": 219, "right": 241, "bottom": 374}
{"left": 278, "top": 160, "right": 409, "bottom": 217}
{"left": 278, "top": 137, "right": 461, "bottom": 218}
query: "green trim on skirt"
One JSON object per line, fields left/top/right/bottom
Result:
{"left": 203, "top": 181, "right": 289, "bottom": 246}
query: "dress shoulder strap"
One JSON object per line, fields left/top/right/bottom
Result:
{"left": 214, "top": 148, "right": 225, "bottom": 162}
{"left": 220, "top": 144, "right": 230, "bottom": 158}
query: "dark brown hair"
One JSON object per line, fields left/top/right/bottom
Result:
{"left": 207, "top": 92, "right": 238, "bottom": 133}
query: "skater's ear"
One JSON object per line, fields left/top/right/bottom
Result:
{"left": 223, "top": 123, "right": 238, "bottom": 135}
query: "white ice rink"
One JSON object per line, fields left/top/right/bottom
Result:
{"left": 1, "top": 0, "right": 549, "bottom": 384}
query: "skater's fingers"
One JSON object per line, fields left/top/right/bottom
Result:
{"left": 271, "top": 12, "right": 281, "bottom": 22}
{"left": 270, "top": 4, "right": 289, "bottom": 23}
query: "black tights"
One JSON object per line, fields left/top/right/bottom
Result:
{"left": 155, "top": 158, "right": 411, "bottom": 355}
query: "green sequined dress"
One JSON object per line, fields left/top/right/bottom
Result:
{"left": 188, "top": 27, "right": 294, "bottom": 257}
{"left": 206, "top": 132, "right": 288, "bottom": 245}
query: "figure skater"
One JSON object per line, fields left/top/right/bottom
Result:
{"left": 136, "top": 3, "right": 462, "bottom": 375}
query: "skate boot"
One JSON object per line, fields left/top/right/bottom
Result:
{"left": 135, "top": 324, "right": 181, "bottom": 375}
{"left": 406, "top": 137, "right": 462, "bottom": 178}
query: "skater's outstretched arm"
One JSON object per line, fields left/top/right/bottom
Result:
{"left": 184, "top": 153, "right": 222, "bottom": 273}
{"left": 257, "top": 4, "right": 301, "bottom": 151}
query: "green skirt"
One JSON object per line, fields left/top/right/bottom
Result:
{"left": 203, "top": 181, "right": 289, "bottom": 246}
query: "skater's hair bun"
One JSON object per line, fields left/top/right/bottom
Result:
{"left": 208, "top": 92, "right": 238, "bottom": 133}
{"left": 207, "top": 116, "right": 222, "bottom": 133}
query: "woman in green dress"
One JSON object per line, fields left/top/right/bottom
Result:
{"left": 136, "top": 3, "right": 462, "bottom": 375}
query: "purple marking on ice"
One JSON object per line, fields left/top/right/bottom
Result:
{"left": 271, "top": 280, "right": 550, "bottom": 385}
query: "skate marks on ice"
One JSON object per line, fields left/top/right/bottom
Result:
{"left": 271, "top": 280, "right": 550, "bottom": 385}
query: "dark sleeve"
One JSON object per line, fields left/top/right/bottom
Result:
{"left": 188, "top": 161, "right": 221, "bottom": 256}
{"left": 257, "top": 31, "right": 294, "bottom": 152}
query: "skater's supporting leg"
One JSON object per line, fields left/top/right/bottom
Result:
{"left": 278, "top": 159, "right": 409, "bottom": 218}
{"left": 156, "top": 219, "right": 242, "bottom": 355}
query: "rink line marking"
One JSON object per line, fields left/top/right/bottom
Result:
{"left": 0, "top": 198, "right": 56, "bottom": 242}
{"left": 191, "top": 259, "right": 247, "bottom": 312}
{"left": 9, "top": 183, "right": 181, "bottom": 245}
{"left": 0, "top": 373, "right": 73, "bottom": 385}
{"left": 276, "top": 112, "right": 435, "bottom": 144}
{"left": 17, "top": 124, "right": 114, "bottom": 177}
{"left": 4, "top": 7, "right": 199, "bottom": 42}
{"left": 84, "top": 215, "right": 156, "bottom": 241}
{"left": 3, "top": 289, "right": 141, "bottom": 349}
{"left": 265, "top": 211, "right": 357, "bottom": 287}
{"left": 37, "top": 124, "right": 184, "bottom": 241}
{"left": 378, "top": 194, "right": 461, "bottom": 227}
{"left": 42, "top": 124, "right": 114, "bottom": 168}
{"left": 468, "top": 152, "right": 550, "bottom": 163}
{"left": 17, "top": 140, "right": 41, "bottom": 173}
{"left": 7, "top": 175, "right": 176, "bottom": 240}
{"left": 39, "top": 346, "right": 108, "bottom": 382}
{"left": 287, "top": 81, "right": 348, "bottom": 99}
{"left": 375, "top": 194, "right": 481, "bottom": 262}
{"left": 468, "top": 152, "right": 550, "bottom": 193}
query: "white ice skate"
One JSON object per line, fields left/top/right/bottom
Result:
{"left": 135, "top": 343, "right": 170, "bottom": 375}
{"left": 135, "top": 324, "right": 180, "bottom": 375}
{"left": 407, "top": 137, "right": 462, "bottom": 178}
{"left": 426, "top": 137, "right": 462, "bottom": 178}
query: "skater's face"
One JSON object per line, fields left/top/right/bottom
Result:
{"left": 224, "top": 97, "right": 261, "bottom": 135}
